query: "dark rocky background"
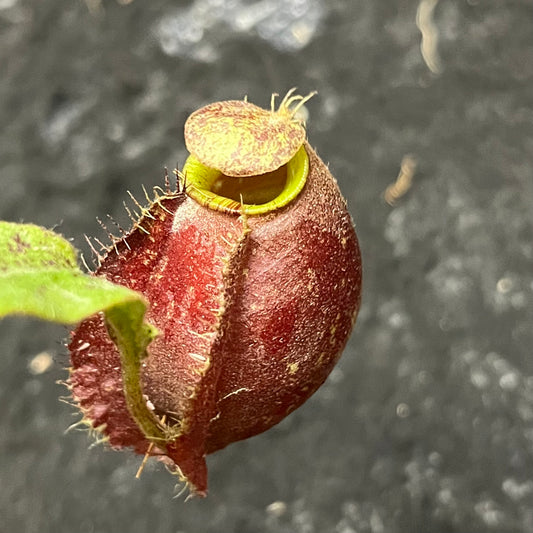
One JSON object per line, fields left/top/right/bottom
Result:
{"left": 1, "top": 0, "right": 532, "bottom": 531}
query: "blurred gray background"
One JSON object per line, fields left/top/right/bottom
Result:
{"left": 1, "top": 0, "right": 532, "bottom": 531}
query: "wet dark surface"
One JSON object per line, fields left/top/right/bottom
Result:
{"left": 1, "top": 1, "right": 533, "bottom": 531}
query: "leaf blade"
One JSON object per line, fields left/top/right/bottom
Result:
{"left": 0, "top": 269, "right": 142, "bottom": 323}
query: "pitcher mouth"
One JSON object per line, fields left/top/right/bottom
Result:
{"left": 182, "top": 144, "right": 309, "bottom": 216}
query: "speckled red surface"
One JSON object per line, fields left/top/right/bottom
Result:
{"left": 69, "top": 144, "right": 362, "bottom": 494}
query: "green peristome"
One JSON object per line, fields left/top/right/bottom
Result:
{"left": 0, "top": 221, "right": 168, "bottom": 445}
{"left": 183, "top": 144, "right": 309, "bottom": 215}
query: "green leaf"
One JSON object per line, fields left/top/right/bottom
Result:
{"left": 0, "top": 222, "right": 138, "bottom": 322}
{"left": 0, "top": 221, "right": 168, "bottom": 444}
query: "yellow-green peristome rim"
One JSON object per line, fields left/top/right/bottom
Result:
{"left": 183, "top": 145, "right": 309, "bottom": 216}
